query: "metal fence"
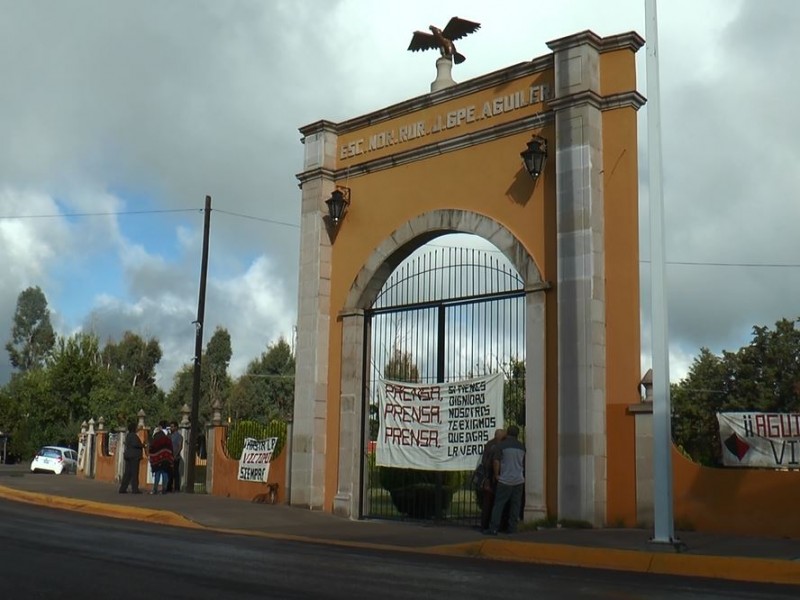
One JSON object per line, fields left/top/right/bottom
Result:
{"left": 362, "top": 241, "right": 525, "bottom": 525}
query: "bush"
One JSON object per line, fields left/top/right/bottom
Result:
{"left": 226, "top": 419, "right": 287, "bottom": 460}
{"left": 378, "top": 467, "right": 461, "bottom": 519}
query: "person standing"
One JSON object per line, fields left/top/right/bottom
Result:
{"left": 485, "top": 424, "right": 525, "bottom": 535}
{"left": 166, "top": 420, "right": 183, "bottom": 493}
{"left": 148, "top": 422, "right": 173, "bottom": 494}
{"left": 118, "top": 422, "right": 144, "bottom": 494}
{"left": 476, "top": 428, "right": 505, "bottom": 531}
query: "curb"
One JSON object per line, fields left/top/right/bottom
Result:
{"left": 2, "top": 484, "right": 799, "bottom": 586}
{"left": 0, "top": 485, "right": 203, "bottom": 529}
{"left": 425, "top": 538, "right": 800, "bottom": 586}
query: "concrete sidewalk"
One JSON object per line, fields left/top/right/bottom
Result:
{"left": 1, "top": 465, "right": 799, "bottom": 585}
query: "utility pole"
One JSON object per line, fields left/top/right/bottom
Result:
{"left": 645, "top": 0, "right": 677, "bottom": 545}
{"left": 185, "top": 195, "right": 211, "bottom": 493}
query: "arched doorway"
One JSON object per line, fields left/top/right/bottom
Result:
{"left": 362, "top": 233, "right": 526, "bottom": 523}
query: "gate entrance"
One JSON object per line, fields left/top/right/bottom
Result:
{"left": 362, "top": 235, "right": 525, "bottom": 523}
{"left": 293, "top": 31, "right": 645, "bottom": 527}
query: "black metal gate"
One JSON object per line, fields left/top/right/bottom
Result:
{"left": 362, "top": 239, "right": 525, "bottom": 524}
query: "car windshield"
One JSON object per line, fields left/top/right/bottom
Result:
{"left": 39, "top": 448, "right": 62, "bottom": 459}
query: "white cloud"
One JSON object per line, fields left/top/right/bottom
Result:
{"left": 1, "top": 0, "right": 798, "bottom": 396}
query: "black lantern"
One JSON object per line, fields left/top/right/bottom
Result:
{"left": 520, "top": 135, "right": 547, "bottom": 181}
{"left": 326, "top": 187, "right": 350, "bottom": 224}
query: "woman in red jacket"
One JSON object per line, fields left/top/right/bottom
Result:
{"left": 148, "top": 421, "right": 174, "bottom": 494}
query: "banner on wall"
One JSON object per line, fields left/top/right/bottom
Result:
{"left": 376, "top": 373, "right": 503, "bottom": 471}
{"left": 237, "top": 437, "right": 278, "bottom": 482}
{"left": 717, "top": 412, "right": 800, "bottom": 468}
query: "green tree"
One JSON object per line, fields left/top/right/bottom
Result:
{"left": 101, "top": 331, "right": 162, "bottom": 394}
{"left": 205, "top": 327, "right": 233, "bottom": 415}
{"left": 502, "top": 358, "right": 525, "bottom": 427}
{"left": 48, "top": 332, "right": 102, "bottom": 425}
{"left": 672, "top": 318, "right": 800, "bottom": 466}
{"left": 384, "top": 349, "right": 420, "bottom": 383}
{"left": 5, "top": 286, "right": 56, "bottom": 372}
{"left": 228, "top": 337, "right": 294, "bottom": 422}
{"left": 167, "top": 327, "right": 236, "bottom": 425}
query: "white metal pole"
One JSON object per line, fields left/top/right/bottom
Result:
{"left": 644, "top": 0, "right": 676, "bottom": 543}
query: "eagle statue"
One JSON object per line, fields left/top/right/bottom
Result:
{"left": 407, "top": 16, "right": 481, "bottom": 65}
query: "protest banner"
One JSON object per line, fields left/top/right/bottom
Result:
{"left": 717, "top": 412, "right": 800, "bottom": 468}
{"left": 376, "top": 373, "right": 503, "bottom": 470}
{"left": 237, "top": 437, "right": 278, "bottom": 482}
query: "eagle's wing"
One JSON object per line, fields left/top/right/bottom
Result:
{"left": 441, "top": 16, "right": 481, "bottom": 41}
{"left": 408, "top": 31, "right": 438, "bottom": 52}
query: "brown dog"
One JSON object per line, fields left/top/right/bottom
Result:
{"left": 251, "top": 483, "right": 279, "bottom": 504}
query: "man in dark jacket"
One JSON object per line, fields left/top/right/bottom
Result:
{"left": 118, "top": 422, "right": 144, "bottom": 494}
{"left": 476, "top": 428, "right": 505, "bottom": 530}
{"left": 485, "top": 424, "right": 525, "bottom": 535}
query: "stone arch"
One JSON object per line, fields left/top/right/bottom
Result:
{"left": 344, "top": 209, "right": 545, "bottom": 311}
{"left": 334, "top": 208, "right": 549, "bottom": 520}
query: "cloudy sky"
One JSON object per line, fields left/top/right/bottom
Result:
{"left": 1, "top": 0, "right": 798, "bottom": 389}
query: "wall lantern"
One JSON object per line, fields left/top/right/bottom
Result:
{"left": 326, "top": 187, "right": 350, "bottom": 224}
{"left": 324, "top": 186, "right": 351, "bottom": 241}
{"left": 520, "top": 135, "right": 547, "bottom": 182}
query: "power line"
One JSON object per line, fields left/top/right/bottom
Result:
{"left": 0, "top": 208, "right": 199, "bottom": 219}
{"left": 641, "top": 259, "right": 800, "bottom": 268}
{"left": 0, "top": 206, "right": 301, "bottom": 229}
{"left": 213, "top": 209, "right": 299, "bottom": 229}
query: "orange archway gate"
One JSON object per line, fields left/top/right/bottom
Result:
{"left": 291, "top": 30, "right": 646, "bottom": 527}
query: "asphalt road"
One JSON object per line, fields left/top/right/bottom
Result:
{"left": 0, "top": 499, "right": 797, "bottom": 599}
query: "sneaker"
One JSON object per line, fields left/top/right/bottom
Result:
{"left": 118, "top": 490, "right": 127, "bottom": 494}
{"left": 132, "top": 490, "right": 142, "bottom": 494}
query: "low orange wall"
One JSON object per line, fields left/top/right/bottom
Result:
{"left": 93, "top": 432, "right": 117, "bottom": 482}
{"left": 209, "top": 426, "right": 287, "bottom": 503}
{"left": 673, "top": 446, "right": 800, "bottom": 538}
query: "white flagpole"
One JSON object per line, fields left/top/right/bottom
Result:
{"left": 644, "top": 0, "right": 676, "bottom": 544}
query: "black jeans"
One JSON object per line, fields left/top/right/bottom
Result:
{"left": 119, "top": 458, "right": 141, "bottom": 492}
{"left": 167, "top": 457, "right": 182, "bottom": 492}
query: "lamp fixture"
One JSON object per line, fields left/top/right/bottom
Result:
{"left": 520, "top": 135, "right": 547, "bottom": 182}
{"left": 326, "top": 186, "right": 350, "bottom": 225}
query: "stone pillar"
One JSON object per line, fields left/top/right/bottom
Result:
{"left": 114, "top": 426, "right": 126, "bottom": 482}
{"left": 431, "top": 56, "right": 456, "bottom": 92}
{"left": 631, "top": 370, "right": 654, "bottom": 525}
{"left": 86, "top": 418, "right": 96, "bottom": 479}
{"left": 547, "top": 31, "right": 607, "bottom": 525}
{"left": 137, "top": 409, "right": 146, "bottom": 432}
{"left": 78, "top": 421, "right": 88, "bottom": 473}
{"left": 333, "top": 309, "right": 366, "bottom": 519}
{"left": 524, "top": 285, "right": 549, "bottom": 521}
{"left": 292, "top": 120, "right": 339, "bottom": 510}
{"left": 180, "top": 403, "right": 191, "bottom": 491}
{"left": 204, "top": 423, "right": 217, "bottom": 494}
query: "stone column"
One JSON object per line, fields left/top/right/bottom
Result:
{"left": 78, "top": 421, "right": 88, "bottom": 473}
{"left": 333, "top": 309, "right": 366, "bottom": 519}
{"left": 205, "top": 423, "right": 215, "bottom": 495}
{"left": 86, "top": 418, "right": 96, "bottom": 479}
{"left": 631, "top": 370, "right": 654, "bottom": 525}
{"left": 547, "top": 31, "right": 607, "bottom": 525}
{"left": 114, "top": 426, "right": 126, "bottom": 482}
{"left": 524, "top": 284, "right": 549, "bottom": 521}
{"left": 292, "top": 120, "right": 339, "bottom": 509}
{"left": 180, "top": 403, "right": 191, "bottom": 492}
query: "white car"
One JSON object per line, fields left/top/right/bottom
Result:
{"left": 30, "top": 446, "right": 78, "bottom": 475}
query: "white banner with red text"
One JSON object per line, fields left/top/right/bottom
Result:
{"left": 376, "top": 373, "right": 503, "bottom": 471}
{"left": 237, "top": 437, "right": 278, "bottom": 482}
{"left": 717, "top": 412, "right": 800, "bottom": 468}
